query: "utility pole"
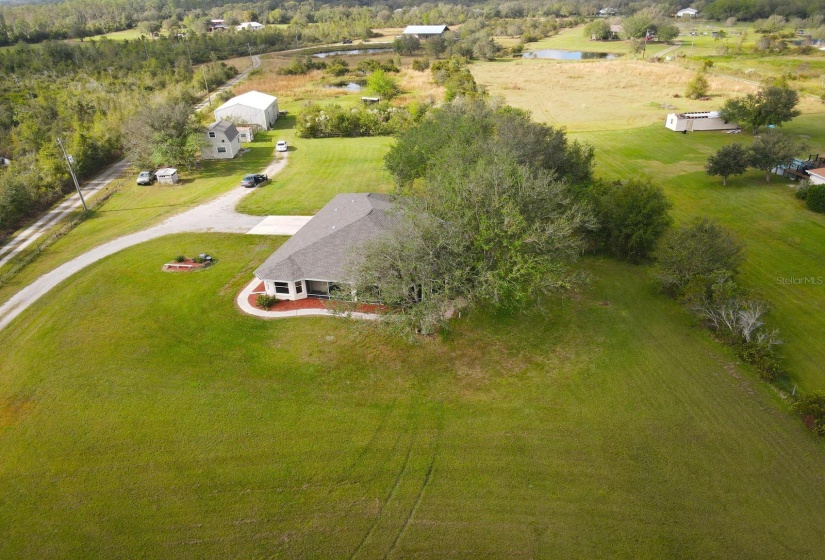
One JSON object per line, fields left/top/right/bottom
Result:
{"left": 56, "top": 137, "right": 88, "bottom": 212}
{"left": 202, "top": 65, "right": 212, "bottom": 106}
{"left": 247, "top": 42, "right": 253, "bottom": 64}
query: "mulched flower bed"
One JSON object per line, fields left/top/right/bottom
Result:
{"left": 249, "top": 292, "right": 388, "bottom": 314}
{"left": 162, "top": 258, "right": 212, "bottom": 272}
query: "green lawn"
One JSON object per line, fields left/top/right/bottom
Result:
{"left": 0, "top": 132, "right": 279, "bottom": 308}
{"left": 1, "top": 233, "right": 824, "bottom": 558}
{"left": 237, "top": 115, "right": 395, "bottom": 215}
{"left": 574, "top": 116, "right": 825, "bottom": 392}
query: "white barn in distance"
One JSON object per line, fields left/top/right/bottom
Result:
{"left": 676, "top": 7, "right": 699, "bottom": 17}
{"left": 665, "top": 111, "right": 738, "bottom": 133}
{"left": 214, "top": 91, "right": 279, "bottom": 130}
{"left": 401, "top": 25, "right": 450, "bottom": 38}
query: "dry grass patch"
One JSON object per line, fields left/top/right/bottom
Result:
{"left": 472, "top": 59, "right": 763, "bottom": 131}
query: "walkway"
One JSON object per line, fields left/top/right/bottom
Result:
{"left": 0, "top": 154, "right": 311, "bottom": 332}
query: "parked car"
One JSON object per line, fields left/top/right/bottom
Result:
{"left": 136, "top": 170, "right": 156, "bottom": 185}
{"left": 342, "top": 38, "right": 352, "bottom": 44}
{"left": 275, "top": 140, "right": 288, "bottom": 152}
{"left": 241, "top": 173, "right": 268, "bottom": 188}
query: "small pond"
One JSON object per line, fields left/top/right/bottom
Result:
{"left": 324, "top": 82, "right": 363, "bottom": 91}
{"left": 313, "top": 48, "right": 393, "bottom": 58}
{"left": 522, "top": 50, "right": 619, "bottom": 60}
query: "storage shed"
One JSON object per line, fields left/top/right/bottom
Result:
{"left": 214, "top": 91, "right": 279, "bottom": 131}
{"left": 665, "top": 111, "right": 739, "bottom": 132}
{"left": 156, "top": 168, "right": 179, "bottom": 184}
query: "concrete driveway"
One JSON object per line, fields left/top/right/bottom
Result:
{"left": 0, "top": 153, "right": 311, "bottom": 332}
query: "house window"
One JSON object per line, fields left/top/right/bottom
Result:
{"left": 217, "top": 147, "right": 227, "bottom": 153}
{"left": 208, "top": 132, "right": 216, "bottom": 138}
{"left": 295, "top": 281, "right": 303, "bottom": 294}
{"left": 274, "top": 282, "right": 290, "bottom": 294}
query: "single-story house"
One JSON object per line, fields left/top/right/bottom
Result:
{"left": 402, "top": 25, "right": 450, "bottom": 38}
{"left": 214, "top": 91, "right": 279, "bottom": 130}
{"left": 599, "top": 8, "right": 619, "bottom": 16}
{"left": 201, "top": 120, "right": 241, "bottom": 160}
{"left": 676, "top": 8, "right": 699, "bottom": 17}
{"left": 807, "top": 167, "right": 825, "bottom": 184}
{"left": 254, "top": 193, "right": 393, "bottom": 300}
{"left": 237, "top": 21, "right": 264, "bottom": 31}
{"left": 236, "top": 125, "right": 257, "bottom": 142}
{"left": 665, "top": 111, "right": 738, "bottom": 132}
{"left": 156, "top": 168, "right": 179, "bottom": 184}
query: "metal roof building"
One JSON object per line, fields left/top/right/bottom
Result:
{"left": 214, "top": 91, "right": 279, "bottom": 130}
{"left": 401, "top": 25, "right": 450, "bottom": 37}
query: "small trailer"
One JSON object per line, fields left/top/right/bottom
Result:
{"left": 665, "top": 111, "right": 739, "bottom": 133}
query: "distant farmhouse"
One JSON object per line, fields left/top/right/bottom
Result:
{"left": 202, "top": 121, "right": 241, "bottom": 160}
{"left": 207, "top": 19, "right": 229, "bottom": 32}
{"left": 214, "top": 91, "right": 279, "bottom": 130}
{"left": 665, "top": 111, "right": 738, "bottom": 132}
{"left": 598, "top": 7, "right": 619, "bottom": 16}
{"left": 676, "top": 8, "right": 699, "bottom": 17}
{"left": 237, "top": 21, "right": 264, "bottom": 31}
{"left": 254, "top": 193, "right": 393, "bottom": 301}
{"left": 402, "top": 25, "right": 450, "bottom": 38}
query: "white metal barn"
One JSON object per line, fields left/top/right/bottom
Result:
{"left": 214, "top": 91, "right": 279, "bottom": 130}
{"left": 665, "top": 111, "right": 738, "bottom": 133}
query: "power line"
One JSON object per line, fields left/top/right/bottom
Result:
{"left": 56, "top": 137, "right": 88, "bottom": 212}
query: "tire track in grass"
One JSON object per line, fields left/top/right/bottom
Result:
{"left": 383, "top": 457, "right": 435, "bottom": 559}
{"left": 383, "top": 402, "right": 444, "bottom": 559}
{"left": 349, "top": 424, "right": 417, "bottom": 560}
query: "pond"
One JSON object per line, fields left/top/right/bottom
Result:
{"left": 312, "top": 48, "right": 393, "bottom": 58}
{"left": 522, "top": 50, "right": 619, "bottom": 60}
{"left": 324, "top": 82, "right": 363, "bottom": 91}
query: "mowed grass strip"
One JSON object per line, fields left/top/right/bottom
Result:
{"left": 238, "top": 116, "right": 395, "bottom": 215}
{"left": 574, "top": 118, "right": 825, "bottom": 392}
{"left": 1, "top": 234, "right": 824, "bottom": 558}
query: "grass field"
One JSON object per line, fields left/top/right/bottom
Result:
{"left": 237, "top": 118, "right": 394, "bottom": 215}
{"left": 572, "top": 119, "right": 825, "bottom": 392}
{"left": 1, "top": 233, "right": 824, "bottom": 558}
{"left": 472, "top": 58, "right": 763, "bottom": 131}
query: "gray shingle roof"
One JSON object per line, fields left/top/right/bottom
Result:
{"left": 207, "top": 120, "right": 240, "bottom": 141}
{"left": 255, "top": 193, "right": 393, "bottom": 283}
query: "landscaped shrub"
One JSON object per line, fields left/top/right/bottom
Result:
{"left": 805, "top": 183, "right": 825, "bottom": 212}
{"left": 795, "top": 394, "right": 825, "bottom": 436}
{"left": 795, "top": 183, "right": 809, "bottom": 200}
{"left": 256, "top": 294, "right": 278, "bottom": 309}
{"left": 174, "top": 255, "right": 185, "bottom": 263}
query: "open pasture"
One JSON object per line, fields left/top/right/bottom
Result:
{"left": 472, "top": 58, "right": 761, "bottom": 131}
{"left": 1, "top": 234, "right": 824, "bottom": 558}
